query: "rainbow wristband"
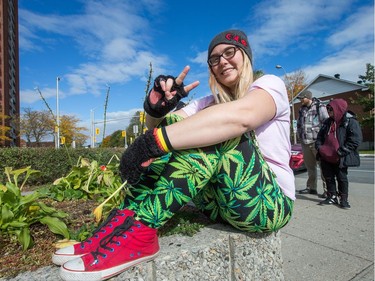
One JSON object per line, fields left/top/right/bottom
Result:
{"left": 154, "top": 128, "right": 173, "bottom": 153}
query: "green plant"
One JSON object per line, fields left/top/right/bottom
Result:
{"left": 46, "top": 155, "right": 120, "bottom": 199}
{"left": 157, "top": 207, "right": 210, "bottom": 237}
{"left": 43, "top": 155, "right": 126, "bottom": 220}
{"left": 0, "top": 167, "right": 69, "bottom": 250}
{"left": 0, "top": 147, "right": 124, "bottom": 186}
{"left": 161, "top": 217, "right": 205, "bottom": 237}
{"left": 69, "top": 222, "right": 97, "bottom": 242}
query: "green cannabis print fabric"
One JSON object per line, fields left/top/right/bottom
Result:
{"left": 121, "top": 114, "right": 293, "bottom": 232}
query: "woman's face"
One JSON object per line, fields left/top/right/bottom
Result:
{"left": 209, "top": 44, "right": 244, "bottom": 91}
{"left": 327, "top": 105, "right": 334, "bottom": 118}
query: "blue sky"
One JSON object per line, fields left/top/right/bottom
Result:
{"left": 19, "top": 0, "right": 374, "bottom": 143}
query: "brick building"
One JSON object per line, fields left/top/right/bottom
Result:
{"left": 0, "top": 0, "right": 19, "bottom": 147}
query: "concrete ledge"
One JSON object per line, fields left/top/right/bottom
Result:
{"left": 2, "top": 224, "right": 284, "bottom": 281}
{"left": 113, "top": 223, "right": 284, "bottom": 281}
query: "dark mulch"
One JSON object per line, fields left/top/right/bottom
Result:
{"left": 0, "top": 198, "right": 97, "bottom": 279}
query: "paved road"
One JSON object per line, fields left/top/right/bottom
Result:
{"left": 281, "top": 157, "right": 374, "bottom": 281}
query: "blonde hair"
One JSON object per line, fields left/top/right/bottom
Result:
{"left": 208, "top": 48, "right": 254, "bottom": 104}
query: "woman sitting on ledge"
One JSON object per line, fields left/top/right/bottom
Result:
{"left": 53, "top": 29, "right": 295, "bottom": 281}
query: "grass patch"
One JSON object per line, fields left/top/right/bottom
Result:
{"left": 360, "top": 150, "right": 374, "bottom": 154}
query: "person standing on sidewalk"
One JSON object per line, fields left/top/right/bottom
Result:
{"left": 316, "top": 99, "right": 362, "bottom": 208}
{"left": 296, "top": 90, "right": 329, "bottom": 197}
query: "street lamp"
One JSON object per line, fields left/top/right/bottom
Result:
{"left": 56, "top": 77, "right": 61, "bottom": 148}
{"left": 90, "top": 108, "right": 96, "bottom": 148}
{"left": 276, "top": 65, "right": 297, "bottom": 144}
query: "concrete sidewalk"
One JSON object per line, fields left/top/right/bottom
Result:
{"left": 281, "top": 178, "right": 374, "bottom": 281}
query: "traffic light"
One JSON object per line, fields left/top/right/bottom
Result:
{"left": 60, "top": 136, "right": 65, "bottom": 145}
{"left": 95, "top": 128, "right": 100, "bottom": 135}
{"left": 139, "top": 112, "right": 145, "bottom": 123}
{"left": 122, "top": 130, "right": 126, "bottom": 137}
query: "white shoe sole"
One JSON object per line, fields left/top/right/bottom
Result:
{"left": 59, "top": 251, "right": 159, "bottom": 281}
{"left": 52, "top": 253, "right": 85, "bottom": 266}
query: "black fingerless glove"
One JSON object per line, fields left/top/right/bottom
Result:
{"left": 144, "top": 75, "right": 188, "bottom": 118}
{"left": 119, "top": 128, "right": 172, "bottom": 185}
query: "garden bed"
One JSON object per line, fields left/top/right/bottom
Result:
{"left": 0, "top": 198, "right": 213, "bottom": 279}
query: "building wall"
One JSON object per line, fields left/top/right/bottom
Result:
{"left": 0, "top": 0, "right": 20, "bottom": 147}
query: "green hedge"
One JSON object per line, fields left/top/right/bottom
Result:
{"left": 0, "top": 147, "right": 124, "bottom": 186}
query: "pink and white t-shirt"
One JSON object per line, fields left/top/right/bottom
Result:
{"left": 182, "top": 74, "right": 296, "bottom": 200}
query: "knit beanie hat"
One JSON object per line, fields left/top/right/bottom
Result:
{"left": 297, "top": 90, "right": 313, "bottom": 100}
{"left": 207, "top": 29, "right": 252, "bottom": 64}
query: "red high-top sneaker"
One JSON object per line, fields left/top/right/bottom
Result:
{"left": 52, "top": 209, "right": 134, "bottom": 265}
{"left": 59, "top": 215, "right": 159, "bottom": 281}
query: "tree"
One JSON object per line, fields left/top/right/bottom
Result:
{"left": 59, "top": 115, "right": 89, "bottom": 147}
{"left": 101, "top": 110, "right": 144, "bottom": 148}
{"left": 20, "top": 108, "right": 55, "bottom": 145}
{"left": 0, "top": 112, "right": 11, "bottom": 146}
{"left": 283, "top": 69, "right": 308, "bottom": 101}
{"left": 352, "top": 63, "right": 374, "bottom": 130}
{"left": 20, "top": 108, "right": 89, "bottom": 147}
{"left": 101, "top": 130, "right": 124, "bottom": 148}
{"left": 278, "top": 69, "right": 308, "bottom": 144}
{"left": 254, "top": 69, "right": 264, "bottom": 80}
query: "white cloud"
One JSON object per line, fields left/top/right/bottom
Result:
{"left": 303, "top": 4, "right": 374, "bottom": 82}
{"left": 304, "top": 43, "right": 374, "bottom": 82}
{"left": 63, "top": 50, "right": 171, "bottom": 97}
{"left": 244, "top": 0, "right": 373, "bottom": 83}
{"left": 190, "top": 50, "right": 207, "bottom": 67}
{"left": 18, "top": 23, "right": 42, "bottom": 53}
{"left": 90, "top": 108, "right": 143, "bottom": 142}
{"left": 21, "top": 87, "right": 63, "bottom": 104}
{"left": 20, "top": 88, "right": 40, "bottom": 104}
{"left": 248, "top": 0, "right": 355, "bottom": 56}
{"left": 19, "top": 0, "right": 374, "bottom": 114}
{"left": 19, "top": 0, "right": 170, "bottom": 103}
{"left": 103, "top": 38, "right": 138, "bottom": 61}
{"left": 327, "top": 5, "right": 374, "bottom": 48}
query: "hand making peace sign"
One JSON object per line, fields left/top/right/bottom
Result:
{"left": 144, "top": 66, "right": 200, "bottom": 118}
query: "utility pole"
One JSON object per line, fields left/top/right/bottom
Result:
{"left": 56, "top": 77, "right": 61, "bottom": 148}
{"left": 276, "top": 65, "right": 297, "bottom": 144}
{"left": 102, "top": 84, "right": 110, "bottom": 143}
{"left": 90, "top": 108, "right": 96, "bottom": 148}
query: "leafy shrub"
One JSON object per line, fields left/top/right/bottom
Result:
{"left": 0, "top": 147, "right": 124, "bottom": 186}
{"left": 37, "top": 154, "right": 127, "bottom": 225}
{"left": 46, "top": 155, "right": 124, "bottom": 202}
{"left": 0, "top": 167, "right": 69, "bottom": 250}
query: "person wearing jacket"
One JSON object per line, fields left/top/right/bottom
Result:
{"left": 315, "top": 98, "right": 362, "bottom": 209}
{"left": 296, "top": 91, "right": 329, "bottom": 197}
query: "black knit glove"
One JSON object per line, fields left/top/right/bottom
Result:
{"left": 144, "top": 75, "right": 188, "bottom": 118}
{"left": 119, "top": 129, "right": 168, "bottom": 185}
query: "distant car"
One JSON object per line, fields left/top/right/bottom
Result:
{"left": 289, "top": 143, "right": 306, "bottom": 172}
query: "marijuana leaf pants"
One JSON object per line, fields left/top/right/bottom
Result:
{"left": 122, "top": 114, "right": 293, "bottom": 232}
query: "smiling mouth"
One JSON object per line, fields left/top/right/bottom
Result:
{"left": 221, "top": 68, "right": 234, "bottom": 75}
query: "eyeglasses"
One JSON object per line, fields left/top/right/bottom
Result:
{"left": 207, "top": 47, "right": 239, "bottom": 66}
